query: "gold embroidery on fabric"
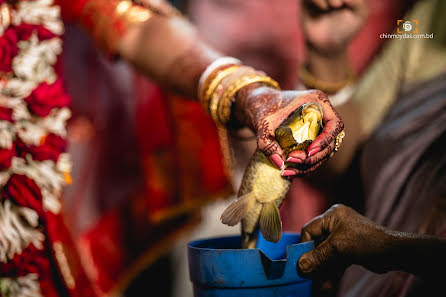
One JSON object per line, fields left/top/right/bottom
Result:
{"left": 80, "top": 0, "right": 152, "bottom": 56}
{"left": 53, "top": 242, "right": 75, "bottom": 289}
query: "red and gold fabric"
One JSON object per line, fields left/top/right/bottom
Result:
{"left": 1, "top": 0, "right": 231, "bottom": 296}
{"left": 0, "top": 0, "right": 99, "bottom": 296}
{"left": 73, "top": 76, "right": 232, "bottom": 295}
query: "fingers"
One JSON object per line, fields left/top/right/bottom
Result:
{"left": 269, "top": 153, "right": 285, "bottom": 170}
{"left": 300, "top": 204, "right": 346, "bottom": 242}
{"left": 282, "top": 147, "right": 331, "bottom": 176}
{"left": 305, "top": 140, "right": 334, "bottom": 166}
{"left": 300, "top": 213, "right": 327, "bottom": 242}
{"left": 287, "top": 150, "right": 306, "bottom": 164}
{"left": 259, "top": 139, "right": 286, "bottom": 169}
{"left": 256, "top": 120, "right": 286, "bottom": 169}
{"left": 298, "top": 205, "right": 353, "bottom": 278}
{"left": 307, "top": 91, "right": 344, "bottom": 155}
{"left": 297, "top": 240, "right": 335, "bottom": 277}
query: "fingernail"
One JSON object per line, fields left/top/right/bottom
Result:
{"left": 299, "top": 258, "right": 312, "bottom": 273}
{"left": 286, "top": 157, "right": 303, "bottom": 164}
{"left": 308, "top": 147, "right": 321, "bottom": 157}
{"left": 270, "top": 154, "right": 284, "bottom": 169}
{"left": 281, "top": 169, "right": 296, "bottom": 177}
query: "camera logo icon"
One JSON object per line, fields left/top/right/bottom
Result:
{"left": 403, "top": 21, "right": 412, "bottom": 32}
{"left": 397, "top": 19, "right": 418, "bottom": 34}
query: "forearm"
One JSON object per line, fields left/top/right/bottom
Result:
{"left": 118, "top": 14, "right": 222, "bottom": 98}
{"left": 74, "top": 0, "right": 222, "bottom": 99}
{"left": 382, "top": 230, "right": 446, "bottom": 278}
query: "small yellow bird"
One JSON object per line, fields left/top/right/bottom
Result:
{"left": 220, "top": 102, "right": 323, "bottom": 249}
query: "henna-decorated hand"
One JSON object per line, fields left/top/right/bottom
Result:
{"left": 234, "top": 86, "right": 344, "bottom": 175}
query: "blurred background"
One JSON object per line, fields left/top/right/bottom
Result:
{"left": 59, "top": 0, "right": 445, "bottom": 296}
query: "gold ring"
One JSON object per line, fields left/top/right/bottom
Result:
{"left": 334, "top": 130, "right": 345, "bottom": 152}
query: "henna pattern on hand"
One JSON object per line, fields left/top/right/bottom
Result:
{"left": 236, "top": 87, "right": 343, "bottom": 170}
{"left": 262, "top": 142, "right": 280, "bottom": 157}
{"left": 314, "top": 90, "right": 344, "bottom": 149}
{"left": 255, "top": 118, "right": 278, "bottom": 156}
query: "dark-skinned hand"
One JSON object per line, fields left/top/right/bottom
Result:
{"left": 298, "top": 204, "right": 446, "bottom": 286}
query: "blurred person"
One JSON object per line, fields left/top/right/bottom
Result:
{"left": 0, "top": 1, "right": 344, "bottom": 297}
{"left": 187, "top": 0, "right": 304, "bottom": 89}
{"left": 287, "top": 0, "right": 446, "bottom": 296}
{"left": 281, "top": 0, "right": 404, "bottom": 232}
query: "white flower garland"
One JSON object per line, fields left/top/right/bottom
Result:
{"left": 0, "top": 0, "right": 72, "bottom": 288}
{"left": 0, "top": 0, "right": 67, "bottom": 213}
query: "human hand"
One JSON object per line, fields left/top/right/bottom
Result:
{"left": 301, "top": 0, "right": 368, "bottom": 56}
{"left": 234, "top": 86, "right": 344, "bottom": 175}
{"left": 297, "top": 204, "right": 392, "bottom": 280}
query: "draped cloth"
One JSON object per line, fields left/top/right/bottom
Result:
{"left": 338, "top": 72, "right": 446, "bottom": 297}
{"left": 61, "top": 21, "right": 232, "bottom": 295}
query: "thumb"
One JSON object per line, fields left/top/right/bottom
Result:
{"left": 297, "top": 241, "right": 334, "bottom": 277}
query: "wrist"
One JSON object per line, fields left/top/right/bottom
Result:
{"left": 231, "top": 83, "right": 263, "bottom": 130}
{"left": 198, "top": 60, "right": 279, "bottom": 128}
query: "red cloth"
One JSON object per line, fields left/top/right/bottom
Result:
{"left": 56, "top": 0, "right": 89, "bottom": 22}
{"left": 74, "top": 76, "right": 232, "bottom": 294}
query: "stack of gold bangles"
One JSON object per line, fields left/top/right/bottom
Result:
{"left": 199, "top": 58, "right": 280, "bottom": 126}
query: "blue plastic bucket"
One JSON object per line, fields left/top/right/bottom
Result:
{"left": 188, "top": 232, "right": 314, "bottom": 297}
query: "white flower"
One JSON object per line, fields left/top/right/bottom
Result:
{"left": 0, "top": 171, "right": 10, "bottom": 188}
{"left": 56, "top": 153, "right": 72, "bottom": 173}
{"left": 11, "top": 157, "right": 63, "bottom": 214}
{"left": 0, "top": 95, "right": 32, "bottom": 121}
{"left": 15, "top": 120, "right": 46, "bottom": 146}
{"left": 12, "top": 103, "right": 31, "bottom": 121}
{"left": 38, "top": 107, "right": 71, "bottom": 137}
{"left": 0, "top": 121, "right": 15, "bottom": 149}
{"left": 0, "top": 78, "right": 37, "bottom": 99}
{"left": 13, "top": 34, "right": 62, "bottom": 84}
{"left": 0, "top": 273, "right": 43, "bottom": 297}
{"left": 0, "top": 200, "right": 45, "bottom": 262}
{"left": 0, "top": 95, "right": 23, "bottom": 109}
{"left": 13, "top": 0, "right": 63, "bottom": 35}
{"left": 15, "top": 108, "right": 71, "bottom": 146}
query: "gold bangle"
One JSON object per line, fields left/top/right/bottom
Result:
{"left": 217, "top": 75, "right": 280, "bottom": 125}
{"left": 209, "top": 83, "right": 225, "bottom": 125}
{"left": 298, "top": 65, "right": 356, "bottom": 94}
{"left": 200, "top": 65, "right": 240, "bottom": 111}
{"left": 207, "top": 66, "right": 258, "bottom": 122}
